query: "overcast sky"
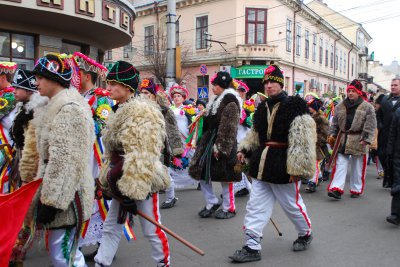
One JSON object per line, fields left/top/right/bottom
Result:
{"left": 305, "top": 0, "right": 400, "bottom": 65}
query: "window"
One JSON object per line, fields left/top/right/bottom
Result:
{"left": 0, "top": 31, "right": 35, "bottom": 70}
{"left": 357, "top": 31, "right": 365, "bottom": 49}
{"left": 335, "top": 48, "right": 338, "bottom": 70}
{"left": 176, "top": 20, "right": 180, "bottom": 45}
{"left": 325, "top": 41, "right": 329, "bottom": 67}
{"left": 60, "top": 41, "right": 82, "bottom": 54}
{"left": 295, "top": 24, "right": 301, "bottom": 56}
{"left": 312, "top": 34, "right": 316, "bottom": 61}
{"left": 339, "top": 50, "right": 342, "bottom": 72}
{"left": 351, "top": 58, "right": 354, "bottom": 76}
{"left": 196, "top": 16, "right": 208, "bottom": 50}
{"left": 305, "top": 30, "right": 309, "bottom": 59}
{"left": 330, "top": 45, "right": 334, "bottom": 68}
{"left": 105, "top": 50, "right": 112, "bottom": 61}
{"left": 286, "top": 19, "right": 292, "bottom": 52}
{"left": 123, "top": 42, "right": 132, "bottom": 59}
{"left": 344, "top": 58, "right": 347, "bottom": 74}
{"left": 144, "top": 25, "right": 154, "bottom": 55}
{"left": 319, "top": 38, "right": 323, "bottom": 64}
{"left": 246, "top": 8, "right": 267, "bottom": 44}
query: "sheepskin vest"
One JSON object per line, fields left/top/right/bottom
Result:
{"left": 239, "top": 94, "right": 316, "bottom": 183}
{"left": 189, "top": 90, "right": 241, "bottom": 182}
{"left": 33, "top": 89, "right": 94, "bottom": 229}
{"left": 101, "top": 96, "right": 170, "bottom": 200}
{"left": 330, "top": 98, "right": 376, "bottom": 155}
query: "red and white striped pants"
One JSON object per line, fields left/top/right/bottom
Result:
{"left": 328, "top": 153, "right": 367, "bottom": 195}
{"left": 95, "top": 193, "right": 170, "bottom": 267}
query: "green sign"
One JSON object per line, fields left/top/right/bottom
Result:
{"left": 230, "top": 65, "right": 268, "bottom": 79}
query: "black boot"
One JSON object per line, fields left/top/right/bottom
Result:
{"left": 229, "top": 246, "right": 261, "bottom": 263}
{"left": 293, "top": 233, "right": 313, "bottom": 251}
{"left": 328, "top": 190, "right": 342, "bottom": 200}
{"left": 386, "top": 215, "right": 400, "bottom": 225}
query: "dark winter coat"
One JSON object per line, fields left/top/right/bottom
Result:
{"left": 377, "top": 94, "right": 400, "bottom": 161}
{"left": 313, "top": 112, "right": 329, "bottom": 161}
{"left": 189, "top": 89, "right": 241, "bottom": 182}
{"left": 386, "top": 108, "right": 400, "bottom": 196}
{"left": 238, "top": 93, "right": 316, "bottom": 184}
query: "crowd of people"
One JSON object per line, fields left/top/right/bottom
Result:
{"left": 0, "top": 54, "right": 399, "bottom": 266}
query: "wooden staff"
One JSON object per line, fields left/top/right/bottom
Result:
{"left": 97, "top": 180, "right": 205, "bottom": 256}
{"left": 270, "top": 218, "right": 283, "bottom": 237}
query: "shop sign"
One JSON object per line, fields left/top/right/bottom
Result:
{"left": 230, "top": 65, "right": 267, "bottom": 79}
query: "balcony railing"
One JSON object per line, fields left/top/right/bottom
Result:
{"left": 236, "top": 44, "right": 278, "bottom": 59}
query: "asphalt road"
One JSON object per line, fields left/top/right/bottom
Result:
{"left": 25, "top": 165, "right": 400, "bottom": 267}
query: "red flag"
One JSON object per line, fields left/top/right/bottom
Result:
{"left": 0, "top": 179, "right": 42, "bottom": 267}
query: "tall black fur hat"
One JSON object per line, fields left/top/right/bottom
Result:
{"left": 33, "top": 53, "right": 72, "bottom": 88}
{"left": 211, "top": 71, "right": 232, "bottom": 89}
{"left": 106, "top": 61, "right": 140, "bottom": 92}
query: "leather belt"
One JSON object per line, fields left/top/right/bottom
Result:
{"left": 343, "top": 130, "right": 362, "bottom": 135}
{"left": 265, "top": 141, "right": 288, "bottom": 148}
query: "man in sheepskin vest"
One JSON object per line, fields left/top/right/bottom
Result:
{"left": 229, "top": 64, "right": 316, "bottom": 263}
{"left": 32, "top": 53, "right": 95, "bottom": 267}
{"left": 94, "top": 61, "right": 170, "bottom": 267}
{"left": 327, "top": 80, "right": 376, "bottom": 199}
{"left": 189, "top": 71, "right": 241, "bottom": 219}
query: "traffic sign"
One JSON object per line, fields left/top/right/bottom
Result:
{"left": 197, "top": 87, "right": 209, "bottom": 99}
{"left": 200, "top": 64, "right": 208, "bottom": 75}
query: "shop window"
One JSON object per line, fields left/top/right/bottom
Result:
{"left": 245, "top": 8, "right": 267, "bottom": 44}
{"left": 144, "top": 25, "right": 154, "bottom": 56}
{"left": 0, "top": 31, "right": 35, "bottom": 70}
{"left": 286, "top": 19, "right": 292, "bottom": 52}
{"left": 61, "top": 41, "right": 82, "bottom": 54}
{"left": 196, "top": 16, "right": 208, "bottom": 50}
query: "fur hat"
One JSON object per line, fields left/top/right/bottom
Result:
{"left": 11, "top": 69, "right": 38, "bottom": 92}
{"left": 211, "top": 71, "right": 232, "bottom": 89}
{"left": 140, "top": 78, "right": 159, "bottom": 95}
{"left": 170, "top": 85, "right": 189, "bottom": 99}
{"left": 0, "top": 62, "right": 17, "bottom": 75}
{"left": 347, "top": 79, "right": 363, "bottom": 95}
{"left": 33, "top": 53, "right": 72, "bottom": 88}
{"left": 262, "top": 64, "right": 284, "bottom": 87}
{"left": 106, "top": 61, "right": 140, "bottom": 92}
{"left": 307, "top": 97, "right": 323, "bottom": 111}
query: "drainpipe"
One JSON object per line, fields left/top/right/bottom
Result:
{"left": 292, "top": 3, "right": 302, "bottom": 95}
{"left": 347, "top": 43, "right": 354, "bottom": 83}
{"left": 333, "top": 37, "right": 340, "bottom": 95}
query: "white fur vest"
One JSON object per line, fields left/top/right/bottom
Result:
{"left": 101, "top": 96, "right": 170, "bottom": 200}
{"left": 33, "top": 89, "right": 94, "bottom": 229}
